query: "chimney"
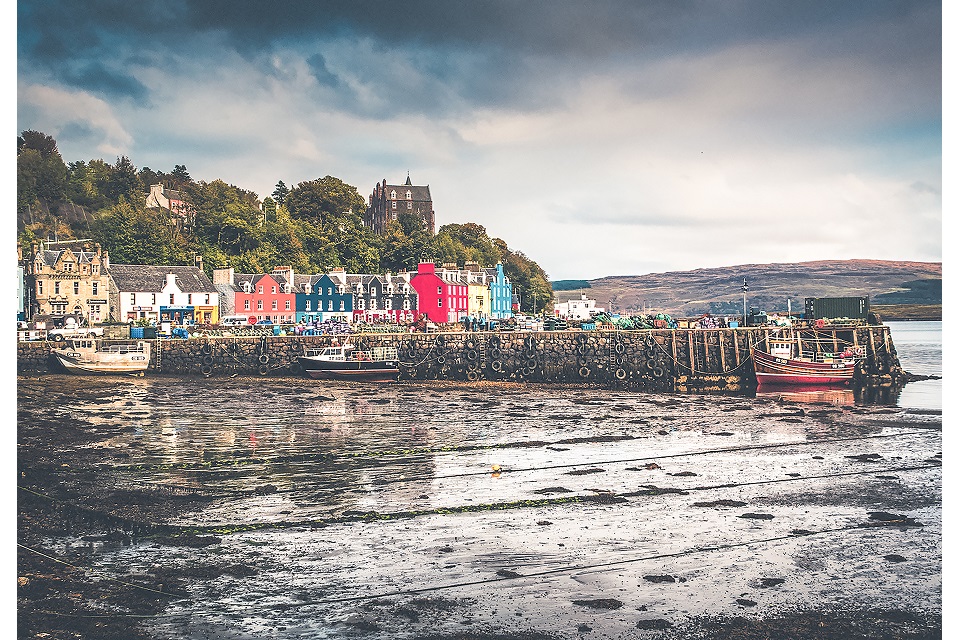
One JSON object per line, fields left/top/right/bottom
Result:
{"left": 102, "top": 249, "right": 109, "bottom": 269}
{"left": 212, "top": 268, "right": 235, "bottom": 285}
{"left": 195, "top": 254, "right": 204, "bottom": 272}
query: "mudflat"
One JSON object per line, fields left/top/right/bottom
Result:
{"left": 17, "top": 375, "right": 941, "bottom": 639}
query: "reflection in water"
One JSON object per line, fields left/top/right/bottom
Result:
{"left": 754, "top": 385, "right": 856, "bottom": 407}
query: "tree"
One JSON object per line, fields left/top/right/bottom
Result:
{"left": 105, "top": 156, "right": 144, "bottom": 203}
{"left": 272, "top": 180, "right": 289, "bottom": 206}
{"left": 285, "top": 176, "right": 365, "bottom": 225}
{"left": 171, "top": 164, "right": 191, "bottom": 184}
{"left": 381, "top": 212, "right": 435, "bottom": 272}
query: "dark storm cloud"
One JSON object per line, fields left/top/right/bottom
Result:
{"left": 20, "top": 0, "right": 940, "bottom": 109}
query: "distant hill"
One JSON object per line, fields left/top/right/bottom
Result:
{"left": 552, "top": 260, "right": 941, "bottom": 317}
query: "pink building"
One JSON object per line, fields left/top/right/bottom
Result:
{"left": 409, "top": 262, "right": 468, "bottom": 324}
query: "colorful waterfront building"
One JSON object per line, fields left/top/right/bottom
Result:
{"left": 108, "top": 257, "right": 219, "bottom": 324}
{"left": 409, "top": 262, "right": 469, "bottom": 324}
{"left": 483, "top": 263, "right": 513, "bottom": 319}
{"left": 212, "top": 266, "right": 296, "bottom": 324}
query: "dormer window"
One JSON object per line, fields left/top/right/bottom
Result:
{"left": 390, "top": 190, "right": 396, "bottom": 199}
{"left": 406, "top": 190, "right": 412, "bottom": 200}
{"left": 338, "top": 285, "right": 345, "bottom": 294}
{"left": 64, "top": 262, "right": 74, "bottom": 272}
{"left": 243, "top": 282, "right": 252, "bottom": 293}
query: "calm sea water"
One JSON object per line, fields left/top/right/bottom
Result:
{"left": 885, "top": 320, "right": 942, "bottom": 411}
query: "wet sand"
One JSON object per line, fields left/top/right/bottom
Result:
{"left": 17, "top": 375, "right": 941, "bottom": 639}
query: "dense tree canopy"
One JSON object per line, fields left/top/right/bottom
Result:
{"left": 16, "top": 131, "right": 554, "bottom": 313}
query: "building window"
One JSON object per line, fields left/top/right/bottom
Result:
{"left": 187, "top": 293, "right": 192, "bottom": 304}
{"left": 386, "top": 299, "right": 392, "bottom": 310}
{"left": 38, "top": 281, "right": 43, "bottom": 295}
{"left": 151, "top": 293, "right": 156, "bottom": 304}
{"left": 390, "top": 190, "right": 396, "bottom": 199}
{"left": 437, "top": 286, "right": 442, "bottom": 294}
{"left": 328, "top": 287, "right": 332, "bottom": 295}
{"left": 328, "top": 300, "right": 333, "bottom": 311}
{"left": 258, "top": 285, "right": 263, "bottom": 294}
{"left": 370, "top": 299, "right": 377, "bottom": 310}
{"left": 403, "top": 299, "right": 410, "bottom": 310}
{"left": 244, "top": 300, "right": 251, "bottom": 310}
{"left": 392, "top": 201, "right": 397, "bottom": 210}
{"left": 407, "top": 201, "right": 412, "bottom": 209}
{"left": 272, "top": 300, "right": 278, "bottom": 310}
{"left": 406, "top": 190, "right": 412, "bottom": 199}
{"left": 271, "top": 286, "right": 277, "bottom": 294}
{"left": 339, "top": 301, "right": 345, "bottom": 311}
{"left": 438, "top": 299, "right": 443, "bottom": 307}
{"left": 54, "top": 282, "right": 60, "bottom": 295}
{"left": 130, "top": 293, "right": 135, "bottom": 305}
{"left": 284, "top": 301, "right": 290, "bottom": 311}
{"left": 371, "top": 288, "right": 377, "bottom": 297}
{"left": 93, "top": 265, "right": 99, "bottom": 275}
{"left": 64, "top": 262, "right": 74, "bottom": 272}
{"left": 170, "top": 294, "right": 175, "bottom": 305}
{"left": 257, "top": 301, "right": 263, "bottom": 310}
{"left": 205, "top": 294, "right": 210, "bottom": 304}
{"left": 73, "top": 282, "right": 79, "bottom": 295}
{"left": 358, "top": 299, "right": 365, "bottom": 310}
{"left": 92, "top": 282, "right": 98, "bottom": 295}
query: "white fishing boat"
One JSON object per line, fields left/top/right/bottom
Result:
{"left": 50, "top": 338, "right": 151, "bottom": 375}
{"left": 297, "top": 343, "right": 399, "bottom": 381}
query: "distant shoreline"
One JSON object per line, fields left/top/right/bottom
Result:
{"left": 871, "top": 304, "right": 942, "bottom": 322}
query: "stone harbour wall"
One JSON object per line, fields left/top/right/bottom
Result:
{"left": 18, "top": 326, "right": 905, "bottom": 392}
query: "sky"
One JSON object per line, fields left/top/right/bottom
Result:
{"left": 15, "top": 0, "right": 944, "bottom": 281}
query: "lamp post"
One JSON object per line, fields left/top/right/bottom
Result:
{"left": 741, "top": 278, "right": 748, "bottom": 326}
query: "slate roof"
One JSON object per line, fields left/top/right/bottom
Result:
{"left": 108, "top": 264, "right": 216, "bottom": 293}
{"left": 39, "top": 248, "right": 98, "bottom": 266}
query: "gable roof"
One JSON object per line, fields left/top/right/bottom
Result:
{"left": 108, "top": 264, "right": 216, "bottom": 293}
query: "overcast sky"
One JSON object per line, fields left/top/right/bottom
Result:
{"left": 16, "top": 1, "right": 943, "bottom": 281}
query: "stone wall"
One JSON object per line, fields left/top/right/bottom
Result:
{"left": 18, "top": 326, "right": 905, "bottom": 391}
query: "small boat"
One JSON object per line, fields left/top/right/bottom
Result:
{"left": 51, "top": 338, "right": 151, "bottom": 375}
{"left": 298, "top": 343, "right": 399, "bottom": 381}
{"left": 751, "top": 338, "right": 864, "bottom": 386}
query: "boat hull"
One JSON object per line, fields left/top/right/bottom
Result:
{"left": 52, "top": 352, "right": 150, "bottom": 375}
{"left": 751, "top": 348, "right": 858, "bottom": 386}
{"left": 298, "top": 356, "right": 399, "bottom": 381}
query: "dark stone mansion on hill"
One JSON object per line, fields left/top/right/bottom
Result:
{"left": 365, "top": 174, "right": 436, "bottom": 235}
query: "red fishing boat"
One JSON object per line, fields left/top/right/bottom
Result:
{"left": 751, "top": 338, "right": 864, "bottom": 386}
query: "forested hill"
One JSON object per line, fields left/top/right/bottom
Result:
{"left": 16, "top": 130, "right": 553, "bottom": 313}
{"left": 553, "top": 260, "right": 942, "bottom": 317}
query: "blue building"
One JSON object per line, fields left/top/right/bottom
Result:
{"left": 297, "top": 271, "right": 353, "bottom": 323}
{"left": 484, "top": 263, "right": 513, "bottom": 319}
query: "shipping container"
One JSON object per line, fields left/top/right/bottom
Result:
{"left": 803, "top": 296, "right": 870, "bottom": 321}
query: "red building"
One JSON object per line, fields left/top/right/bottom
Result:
{"left": 232, "top": 269, "right": 296, "bottom": 324}
{"left": 409, "top": 262, "right": 468, "bottom": 324}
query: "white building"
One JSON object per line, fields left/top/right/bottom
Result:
{"left": 553, "top": 293, "right": 605, "bottom": 320}
{"left": 108, "top": 260, "right": 219, "bottom": 324}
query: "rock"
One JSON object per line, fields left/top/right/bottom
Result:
{"left": 738, "top": 513, "right": 775, "bottom": 520}
{"left": 573, "top": 598, "right": 623, "bottom": 609}
{"left": 693, "top": 499, "right": 747, "bottom": 508}
{"left": 884, "top": 554, "right": 907, "bottom": 563}
{"left": 736, "top": 598, "right": 757, "bottom": 607}
{"left": 759, "top": 578, "right": 785, "bottom": 587}
{"left": 643, "top": 575, "right": 676, "bottom": 583}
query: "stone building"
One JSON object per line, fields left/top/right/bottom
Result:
{"left": 364, "top": 174, "right": 435, "bottom": 235}
{"left": 19, "top": 240, "right": 111, "bottom": 324}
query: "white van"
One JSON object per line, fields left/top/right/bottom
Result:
{"left": 220, "top": 315, "right": 251, "bottom": 327}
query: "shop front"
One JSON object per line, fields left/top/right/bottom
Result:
{"left": 159, "top": 305, "right": 195, "bottom": 325}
